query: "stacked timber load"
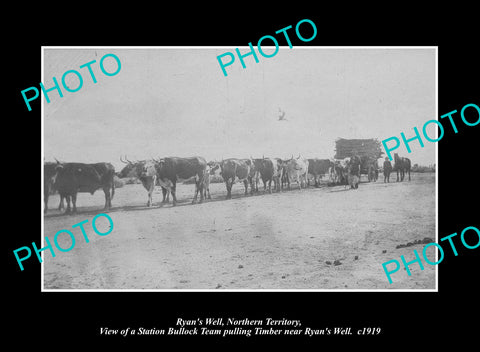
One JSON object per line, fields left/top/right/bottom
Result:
{"left": 334, "top": 138, "right": 384, "bottom": 160}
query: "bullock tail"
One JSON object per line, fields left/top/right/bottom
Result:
{"left": 111, "top": 179, "right": 115, "bottom": 201}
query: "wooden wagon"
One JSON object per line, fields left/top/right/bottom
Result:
{"left": 334, "top": 138, "right": 384, "bottom": 182}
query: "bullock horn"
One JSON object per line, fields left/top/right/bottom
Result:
{"left": 125, "top": 155, "right": 133, "bottom": 164}
{"left": 120, "top": 155, "right": 128, "bottom": 164}
{"left": 54, "top": 157, "right": 60, "bottom": 164}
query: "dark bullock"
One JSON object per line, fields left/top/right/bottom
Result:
{"left": 54, "top": 162, "right": 115, "bottom": 214}
{"left": 308, "top": 158, "right": 333, "bottom": 187}
{"left": 219, "top": 158, "right": 251, "bottom": 199}
{"left": 250, "top": 157, "right": 281, "bottom": 194}
{"left": 154, "top": 156, "right": 207, "bottom": 206}
{"left": 280, "top": 159, "right": 290, "bottom": 190}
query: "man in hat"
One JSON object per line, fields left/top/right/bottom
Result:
{"left": 383, "top": 157, "right": 393, "bottom": 183}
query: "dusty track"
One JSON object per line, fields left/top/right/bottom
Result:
{"left": 43, "top": 173, "right": 436, "bottom": 290}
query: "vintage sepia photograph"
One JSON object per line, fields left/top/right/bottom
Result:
{"left": 42, "top": 47, "right": 437, "bottom": 291}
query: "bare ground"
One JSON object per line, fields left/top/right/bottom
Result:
{"left": 43, "top": 173, "right": 436, "bottom": 290}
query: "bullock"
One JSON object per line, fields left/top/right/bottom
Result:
{"left": 284, "top": 155, "right": 309, "bottom": 190}
{"left": 329, "top": 159, "right": 348, "bottom": 185}
{"left": 118, "top": 157, "right": 170, "bottom": 206}
{"left": 383, "top": 157, "right": 393, "bottom": 183}
{"left": 328, "top": 165, "right": 336, "bottom": 183}
{"left": 54, "top": 161, "right": 115, "bottom": 214}
{"left": 250, "top": 157, "right": 281, "bottom": 194}
{"left": 281, "top": 164, "right": 289, "bottom": 189}
{"left": 308, "top": 158, "right": 333, "bottom": 187}
{"left": 204, "top": 161, "right": 222, "bottom": 200}
{"left": 154, "top": 156, "right": 207, "bottom": 206}
{"left": 44, "top": 161, "right": 59, "bottom": 213}
{"left": 219, "top": 158, "right": 251, "bottom": 199}
{"left": 249, "top": 158, "right": 262, "bottom": 194}
{"left": 275, "top": 159, "right": 290, "bottom": 190}
{"left": 203, "top": 164, "right": 212, "bottom": 200}
{"left": 393, "top": 153, "right": 411, "bottom": 181}
{"left": 333, "top": 157, "right": 350, "bottom": 186}
{"left": 273, "top": 158, "right": 284, "bottom": 192}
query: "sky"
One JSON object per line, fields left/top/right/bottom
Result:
{"left": 43, "top": 47, "right": 436, "bottom": 171}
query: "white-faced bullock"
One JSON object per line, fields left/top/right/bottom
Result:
{"left": 284, "top": 156, "right": 309, "bottom": 190}
{"left": 118, "top": 156, "right": 171, "bottom": 207}
{"left": 204, "top": 161, "right": 222, "bottom": 200}
{"left": 328, "top": 158, "right": 349, "bottom": 185}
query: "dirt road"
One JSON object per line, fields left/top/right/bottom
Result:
{"left": 43, "top": 173, "right": 436, "bottom": 290}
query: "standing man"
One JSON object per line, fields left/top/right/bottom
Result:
{"left": 383, "top": 157, "right": 393, "bottom": 183}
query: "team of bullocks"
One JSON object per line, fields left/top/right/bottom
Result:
{"left": 44, "top": 153, "right": 412, "bottom": 214}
